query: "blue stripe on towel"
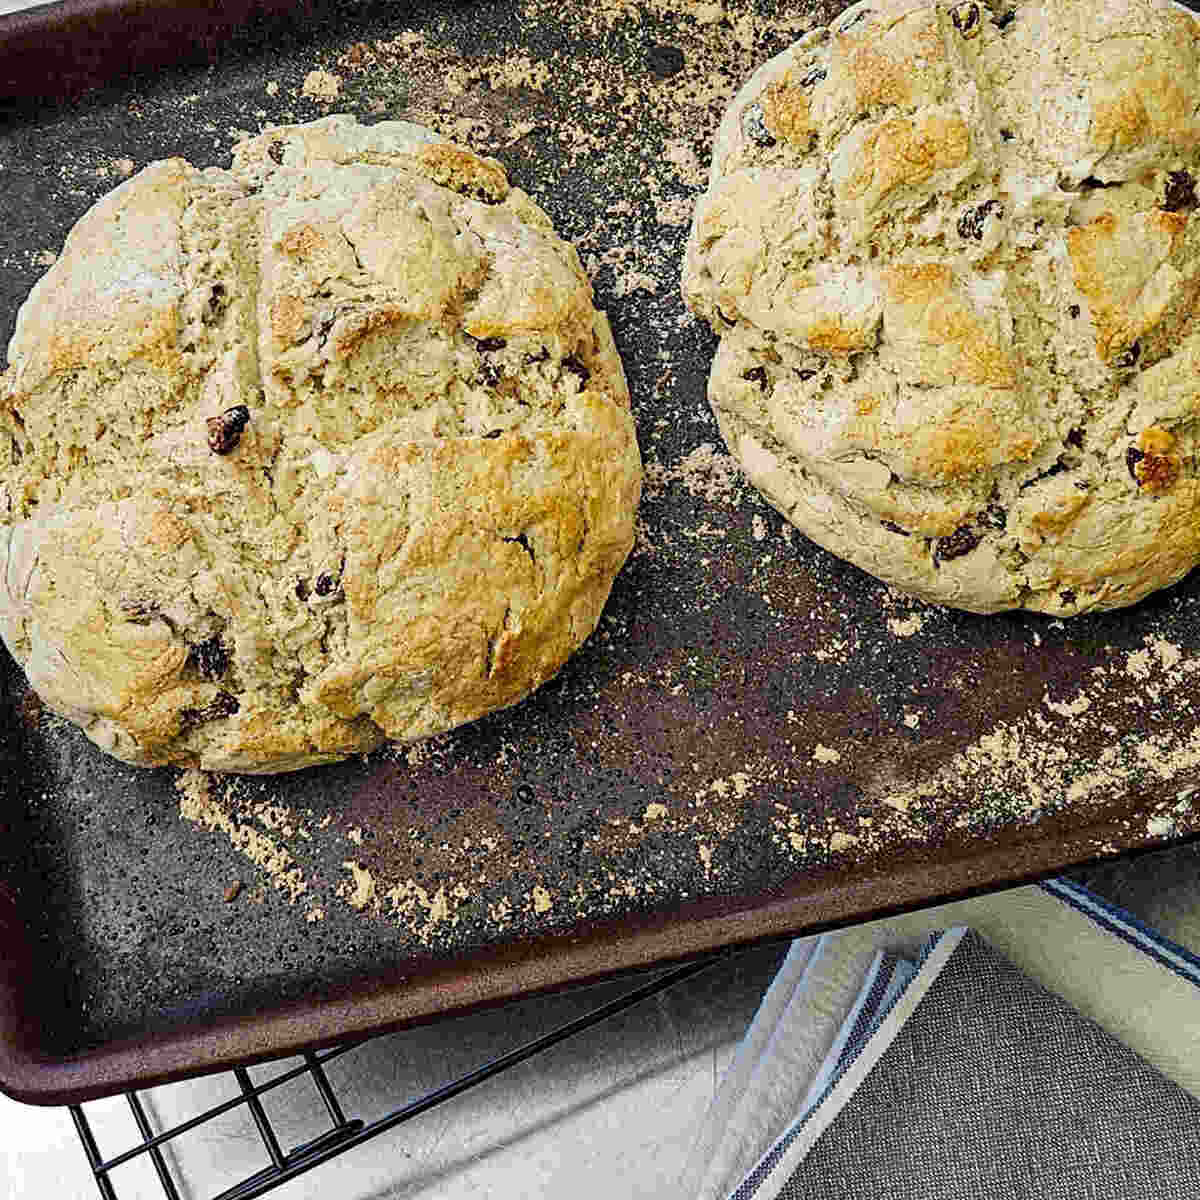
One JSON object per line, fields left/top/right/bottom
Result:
{"left": 731, "top": 933, "right": 953, "bottom": 1200}
{"left": 837, "top": 952, "right": 903, "bottom": 1073}
{"left": 1041, "top": 877, "right": 1200, "bottom": 987}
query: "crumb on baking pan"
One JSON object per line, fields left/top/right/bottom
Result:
{"left": 175, "top": 770, "right": 308, "bottom": 903}
{"left": 301, "top": 69, "right": 342, "bottom": 102}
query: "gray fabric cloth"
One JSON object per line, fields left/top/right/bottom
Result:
{"left": 736, "top": 929, "right": 1200, "bottom": 1200}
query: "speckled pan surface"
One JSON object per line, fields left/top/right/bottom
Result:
{"left": 2, "top": 0, "right": 1200, "bottom": 1102}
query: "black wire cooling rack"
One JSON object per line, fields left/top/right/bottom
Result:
{"left": 67, "top": 955, "right": 722, "bottom": 1200}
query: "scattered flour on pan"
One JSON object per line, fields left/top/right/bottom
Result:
{"left": 301, "top": 69, "right": 343, "bottom": 101}
{"left": 335, "top": 860, "right": 470, "bottom": 943}
{"left": 584, "top": 244, "right": 662, "bottom": 297}
{"left": 448, "top": 53, "right": 552, "bottom": 95}
{"left": 698, "top": 769, "right": 754, "bottom": 802}
{"left": 643, "top": 443, "right": 747, "bottom": 505}
{"left": 752, "top": 633, "right": 1200, "bottom": 861}
{"left": 880, "top": 586, "right": 933, "bottom": 638}
{"left": 341, "top": 860, "right": 376, "bottom": 909}
{"left": 887, "top": 612, "right": 926, "bottom": 638}
{"left": 1126, "top": 637, "right": 1185, "bottom": 680}
{"left": 1146, "top": 794, "right": 1199, "bottom": 840}
{"left": 662, "top": 138, "right": 707, "bottom": 187}
{"left": 1043, "top": 689, "right": 1092, "bottom": 718}
{"left": 176, "top": 770, "right": 307, "bottom": 903}
{"left": 870, "top": 636, "right": 1200, "bottom": 831}
{"left": 769, "top": 801, "right": 882, "bottom": 858}
{"left": 813, "top": 635, "right": 855, "bottom": 663}
{"left": 653, "top": 191, "right": 695, "bottom": 227}
{"left": 489, "top": 896, "right": 515, "bottom": 927}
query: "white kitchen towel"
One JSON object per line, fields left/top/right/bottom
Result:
{"left": 679, "top": 937, "right": 821, "bottom": 1196}
{"left": 682, "top": 877, "right": 1200, "bottom": 1200}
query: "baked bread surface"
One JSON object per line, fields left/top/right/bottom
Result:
{"left": 683, "top": 0, "right": 1200, "bottom": 614}
{"left": 0, "top": 115, "right": 642, "bottom": 772}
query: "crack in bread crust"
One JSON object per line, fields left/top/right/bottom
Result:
{"left": 0, "top": 115, "right": 642, "bottom": 772}
{"left": 683, "top": 0, "right": 1200, "bottom": 615}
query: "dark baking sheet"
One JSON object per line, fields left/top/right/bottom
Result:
{"left": 4, "top": 0, "right": 1200, "bottom": 1106}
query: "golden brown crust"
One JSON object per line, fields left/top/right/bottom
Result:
{"left": 413, "top": 142, "right": 511, "bottom": 201}
{"left": 329, "top": 306, "right": 416, "bottom": 359}
{"left": 1022, "top": 480, "right": 1200, "bottom": 612}
{"left": 824, "top": 0, "right": 950, "bottom": 118}
{"left": 1089, "top": 40, "right": 1200, "bottom": 159}
{"left": 269, "top": 293, "right": 311, "bottom": 350}
{"left": 904, "top": 415, "right": 1038, "bottom": 485}
{"left": 762, "top": 71, "right": 817, "bottom": 146}
{"left": 1028, "top": 487, "right": 1092, "bottom": 541}
{"left": 312, "top": 426, "right": 637, "bottom": 738}
{"left": 881, "top": 264, "right": 1020, "bottom": 390}
{"left": 9, "top": 160, "right": 192, "bottom": 387}
{"left": 1066, "top": 209, "right": 1185, "bottom": 363}
{"left": 839, "top": 110, "right": 971, "bottom": 207}
{"left": 803, "top": 315, "right": 876, "bottom": 356}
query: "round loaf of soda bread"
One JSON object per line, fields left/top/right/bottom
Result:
{"left": 0, "top": 115, "right": 642, "bottom": 772}
{"left": 682, "top": 0, "right": 1200, "bottom": 614}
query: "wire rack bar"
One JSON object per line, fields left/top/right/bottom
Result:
{"left": 234, "top": 1066, "right": 286, "bottom": 1169}
{"left": 88, "top": 1042, "right": 364, "bottom": 1174}
{"left": 68, "top": 1106, "right": 119, "bottom": 1200}
{"left": 71, "top": 953, "right": 724, "bottom": 1200}
{"left": 208, "top": 956, "right": 724, "bottom": 1200}
{"left": 303, "top": 1051, "right": 350, "bottom": 1127}
{"left": 126, "top": 1092, "right": 182, "bottom": 1200}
